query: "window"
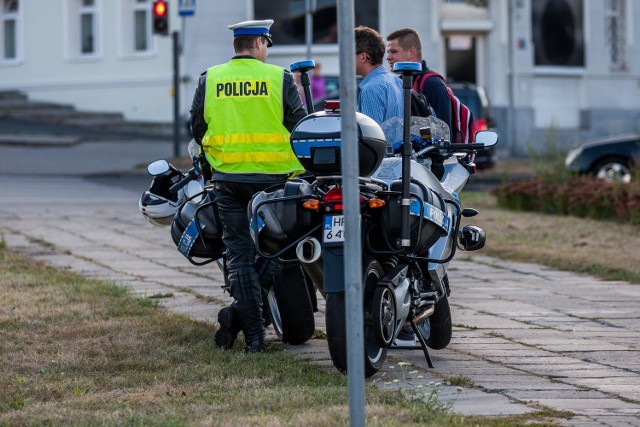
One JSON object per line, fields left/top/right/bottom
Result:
{"left": 1, "top": 0, "right": 19, "bottom": 61}
{"left": 133, "top": 0, "right": 151, "bottom": 52}
{"left": 64, "top": 0, "right": 101, "bottom": 59}
{"left": 118, "top": 0, "right": 153, "bottom": 56}
{"left": 80, "top": 0, "right": 96, "bottom": 54}
{"left": 531, "top": 0, "right": 584, "bottom": 67}
{"left": 254, "top": 0, "right": 378, "bottom": 46}
{"left": 606, "top": 0, "right": 626, "bottom": 70}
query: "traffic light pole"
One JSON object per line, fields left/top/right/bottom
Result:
{"left": 172, "top": 30, "right": 180, "bottom": 158}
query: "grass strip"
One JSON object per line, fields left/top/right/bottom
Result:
{"left": 461, "top": 191, "right": 640, "bottom": 284}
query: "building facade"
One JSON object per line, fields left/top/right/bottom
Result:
{"left": 2, "top": 0, "right": 638, "bottom": 155}
{"left": 0, "top": 0, "right": 176, "bottom": 123}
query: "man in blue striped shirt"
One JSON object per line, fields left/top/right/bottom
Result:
{"left": 355, "top": 26, "right": 403, "bottom": 129}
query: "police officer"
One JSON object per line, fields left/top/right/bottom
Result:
{"left": 189, "top": 19, "right": 307, "bottom": 352}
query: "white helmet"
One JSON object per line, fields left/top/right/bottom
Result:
{"left": 139, "top": 189, "right": 184, "bottom": 227}
{"left": 139, "top": 165, "right": 185, "bottom": 227}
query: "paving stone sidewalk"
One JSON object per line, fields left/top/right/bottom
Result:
{"left": 1, "top": 175, "right": 639, "bottom": 426}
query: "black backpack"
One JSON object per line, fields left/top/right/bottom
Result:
{"left": 410, "top": 89, "right": 435, "bottom": 118}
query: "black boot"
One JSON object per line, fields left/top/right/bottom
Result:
{"left": 243, "top": 339, "right": 266, "bottom": 353}
{"left": 214, "top": 305, "right": 242, "bottom": 349}
{"left": 229, "top": 267, "right": 266, "bottom": 351}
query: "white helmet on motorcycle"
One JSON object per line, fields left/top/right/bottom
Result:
{"left": 139, "top": 189, "right": 184, "bottom": 227}
{"left": 139, "top": 162, "right": 185, "bottom": 227}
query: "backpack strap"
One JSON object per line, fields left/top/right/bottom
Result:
{"left": 418, "top": 71, "right": 445, "bottom": 93}
{"left": 420, "top": 71, "right": 462, "bottom": 143}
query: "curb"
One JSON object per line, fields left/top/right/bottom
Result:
{"left": 0, "top": 133, "right": 82, "bottom": 146}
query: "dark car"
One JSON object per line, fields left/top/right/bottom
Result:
{"left": 449, "top": 82, "right": 496, "bottom": 170}
{"left": 565, "top": 134, "right": 640, "bottom": 183}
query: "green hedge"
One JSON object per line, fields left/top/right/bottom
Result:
{"left": 491, "top": 177, "right": 640, "bottom": 225}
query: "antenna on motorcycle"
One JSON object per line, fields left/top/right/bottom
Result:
{"left": 393, "top": 62, "right": 423, "bottom": 249}
{"left": 290, "top": 60, "right": 316, "bottom": 114}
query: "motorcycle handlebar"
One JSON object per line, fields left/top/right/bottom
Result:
{"left": 169, "top": 174, "right": 193, "bottom": 194}
{"left": 169, "top": 168, "right": 200, "bottom": 194}
{"left": 448, "top": 142, "right": 484, "bottom": 151}
{"left": 169, "top": 156, "right": 203, "bottom": 194}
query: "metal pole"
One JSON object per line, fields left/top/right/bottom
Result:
{"left": 401, "top": 73, "right": 412, "bottom": 248}
{"left": 507, "top": 1, "right": 516, "bottom": 156}
{"left": 172, "top": 30, "right": 180, "bottom": 158}
{"left": 305, "top": 0, "right": 314, "bottom": 60}
{"left": 300, "top": 70, "right": 315, "bottom": 114}
{"left": 337, "top": 0, "right": 364, "bottom": 426}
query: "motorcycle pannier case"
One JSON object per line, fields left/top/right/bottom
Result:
{"left": 170, "top": 191, "right": 225, "bottom": 260}
{"left": 249, "top": 179, "right": 318, "bottom": 254}
{"left": 381, "top": 179, "right": 449, "bottom": 255}
{"left": 290, "top": 109, "right": 387, "bottom": 177}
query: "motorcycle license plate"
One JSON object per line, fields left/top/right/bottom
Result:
{"left": 323, "top": 215, "right": 345, "bottom": 243}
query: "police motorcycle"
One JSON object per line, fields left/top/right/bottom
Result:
{"left": 139, "top": 140, "right": 317, "bottom": 346}
{"left": 248, "top": 61, "right": 498, "bottom": 377}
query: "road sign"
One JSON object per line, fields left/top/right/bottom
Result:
{"left": 178, "top": 0, "right": 195, "bottom": 16}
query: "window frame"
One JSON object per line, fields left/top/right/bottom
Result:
{"left": 132, "top": 0, "right": 152, "bottom": 53}
{"left": 531, "top": 0, "right": 585, "bottom": 69}
{"left": 78, "top": 0, "right": 98, "bottom": 56}
{"left": 605, "top": 0, "right": 626, "bottom": 71}
{"left": 116, "top": 0, "right": 155, "bottom": 59}
{"left": 253, "top": 0, "right": 379, "bottom": 48}
{"left": 1, "top": 0, "right": 22, "bottom": 64}
{"left": 64, "top": 0, "right": 102, "bottom": 61}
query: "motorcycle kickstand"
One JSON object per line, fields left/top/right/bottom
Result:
{"left": 410, "top": 319, "right": 434, "bottom": 368}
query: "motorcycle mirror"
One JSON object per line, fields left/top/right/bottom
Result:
{"left": 474, "top": 130, "right": 498, "bottom": 147}
{"left": 147, "top": 159, "right": 170, "bottom": 176}
{"left": 188, "top": 139, "right": 200, "bottom": 159}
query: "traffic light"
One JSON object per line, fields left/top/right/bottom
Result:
{"left": 152, "top": 0, "right": 169, "bottom": 35}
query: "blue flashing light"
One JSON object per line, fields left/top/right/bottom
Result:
{"left": 290, "top": 60, "right": 316, "bottom": 72}
{"left": 392, "top": 62, "right": 422, "bottom": 73}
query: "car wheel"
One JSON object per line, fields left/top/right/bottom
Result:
{"left": 591, "top": 157, "right": 632, "bottom": 184}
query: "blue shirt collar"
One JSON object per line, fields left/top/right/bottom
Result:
{"left": 360, "top": 65, "right": 387, "bottom": 85}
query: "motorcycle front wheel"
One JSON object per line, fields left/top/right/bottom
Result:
{"left": 426, "top": 293, "right": 452, "bottom": 350}
{"left": 325, "top": 258, "right": 387, "bottom": 378}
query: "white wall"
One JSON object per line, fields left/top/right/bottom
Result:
{"left": 0, "top": 0, "right": 176, "bottom": 122}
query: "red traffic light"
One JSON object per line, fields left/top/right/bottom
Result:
{"left": 152, "top": 0, "right": 169, "bottom": 35}
{"left": 153, "top": 1, "right": 167, "bottom": 16}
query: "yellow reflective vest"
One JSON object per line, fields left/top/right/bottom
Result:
{"left": 202, "top": 59, "right": 304, "bottom": 175}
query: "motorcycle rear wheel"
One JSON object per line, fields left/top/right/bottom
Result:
{"left": 372, "top": 285, "right": 396, "bottom": 347}
{"left": 325, "top": 258, "right": 387, "bottom": 378}
{"left": 270, "top": 263, "right": 315, "bottom": 345}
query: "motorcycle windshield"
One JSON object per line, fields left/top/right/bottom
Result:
{"left": 380, "top": 116, "right": 450, "bottom": 153}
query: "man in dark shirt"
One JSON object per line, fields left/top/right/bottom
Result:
{"left": 386, "top": 28, "right": 452, "bottom": 135}
{"left": 386, "top": 27, "right": 452, "bottom": 179}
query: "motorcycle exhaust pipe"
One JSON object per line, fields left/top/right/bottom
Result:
{"left": 295, "top": 237, "right": 324, "bottom": 292}
{"left": 405, "top": 305, "right": 435, "bottom": 328}
{"left": 296, "top": 237, "right": 321, "bottom": 264}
